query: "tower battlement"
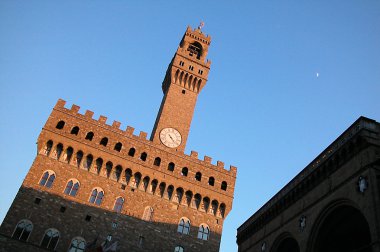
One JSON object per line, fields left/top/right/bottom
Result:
{"left": 53, "top": 99, "right": 237, "bottom": 177}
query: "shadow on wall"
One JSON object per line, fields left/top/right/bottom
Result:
{"left": 0, "top": 187, "right": 221, "bottom": 252}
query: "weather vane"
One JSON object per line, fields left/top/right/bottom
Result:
{"left": 198, "top": 21, "right": 205, "bottom": 30}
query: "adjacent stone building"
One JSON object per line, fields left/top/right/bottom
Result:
{"left": 237, "top": 116, "right": 380, "bottom": 252}
{"left": 0, "top": 26, "right": 237, "bottom": 252}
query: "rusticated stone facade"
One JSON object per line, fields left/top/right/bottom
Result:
{"left": 237, "top": 117, "right": 380, "bottom": 252}
{"left": 0, "top": 26, "right": 237, "bottom": 252}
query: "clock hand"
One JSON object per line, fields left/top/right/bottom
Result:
{"left": 169, "top": 134, "right": 175, "bottom": 141}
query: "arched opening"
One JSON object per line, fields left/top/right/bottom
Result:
{"left": 84, "top": 154, "right": 93, "bottom": 170}
{"left": 114, "top": 142, "right": 122, "bottom": 152}
{"left": 309, "top": 203, "right": 372, "bottom": 252}
{"left": 100, "top": 137, "right": 108, "bottom": 147}
{"left": 188, "top": 41, "right": 203, "bottom": 59}
{"left": 85, "top": 132, "right": 94, "bottom": 141}
{"left": 150, "top": 179, "right": 158, "bottom": 194}
{"left": 114, "top": 165, "right": 122, "bottom": 181}
{"left": 181, "top": 167, "right": 188, "bottom": 176}
{"left": 128, "top": 147, "right": 135, "bottom": 157}
{"left": 95, "top": 158, "right": 103, "bottom": 174}
{"left": 125, "top": 169, "right": 132, "bottom": 184}
{"left": 167, "top": 185, "right": 174, "bottom": 200}
{"left": 75, "top": 151, "right": 83, "bottom": 167}
{"left": 168, "top": 162, "right": 175, "bottom": 172}
{"left": 195, "top": 172, "right": 202, "bottom": 181}
{"left": 55, "top": 143, "right": 63, "bottom": 160}
{"left": 70, "top": 126, "right": 79, "bottom": 135}
{"left": 142, "top": 176, "right": 150, "bottom": 191}
{"left": 153, "top": 157, "right": 161, "bottom": 166}
{"left": 185, "top": 191, "right": 193, "bottom": 206}
{"left": 271, "top": 233, "right": 300, "bottom": 252}
{"left": 221, "top": 181, "right": 227, "bottom": 191}
{"left": 208, "top": 176, "right": 215, "bottom": 186}
{"left": 105, "top": 161, "right": 113, "bottom": 178}
{"left": 56, "top": 121, "right": 65, "bottom": 129}
{"left": 140, "top": 152, "right": 147, "bottom": 161}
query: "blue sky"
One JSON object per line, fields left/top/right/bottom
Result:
{"left": 1, "top": 1, "right": 379, "bottom": 251}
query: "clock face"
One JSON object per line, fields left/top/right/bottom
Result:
{"left": 160, "top": 128, "right": 182, "bottom": 148}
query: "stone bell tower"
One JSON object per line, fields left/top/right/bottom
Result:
{"left": 151, "top": 25, "right": 212, "bottom": 152}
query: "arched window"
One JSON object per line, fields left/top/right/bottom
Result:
{"left": 76, "top": 151, "right": 83, "bottom": 167}
{"left": 41, "top": 228, "right": 60, "bottom": 249}
{"left": 114, "top": 165, "right": 122, "bottom": 181}
{"left": 168, "top": 162, "right": 175, "bottom": 172}
{"left": 39, "top": 171, "right": 56, "bottom": 188}
{"left": 55, "top": 143, "right": 63, "bottom": 159}
{"left": 142, "top": 176, "right": 150, "bottom": 191}
{"left": 89, "top": 188, "right": 104, "bottom": 205}
{"left": 194, "top": 194, "right": 201, "bottom": 209}
{"left": 64, "top": 179, "right": 80, "bottom": 196}
{"left": 95, "top": 158, "right": 103, "bottom": 174}
{"left": 85, "top": 132, "right": 94, "bottom": 141}
{"left": 68, "top": 237, "right": 86, "bottom": 252}
{"left": 208, "top": 177, "right": 215, "bottom": 186}
{"left": 197, "top": 224, "right": 210, "bottom": 240}
{"left": 113, "top": 197, "right": 124, "bottom": 213}
{"left": 159, "top": 182, "right": 166, "bottom": 197}
{"left": 100, "top": 137, "right": 108, "bottom": 147}
{"left": 188, "top": 41, "right": 203, "bottom": 59}
{"left": 174, "top": 246, "right": 184, "bottom": 252}
{"left": 150, "top": 179, "right": 158, "bottom": 194}
{"left": 203, "top": 197, "right": 210, "bottom": 212}
{"left": 211, "top": 200, "right": 219, "bottom": 215}
{"left": 128, "top": 147, "right": 135, "bottom": 157}
{"left": 56, "top": 121, "right": 65, "bottom": 129}
{"left": 185, "top": 191, "right": 193, "bottom": 206}
{"left": 106, "top": 161, "right": 113, "bottom": 178}
{"left": 219, "top": 203, "right": 226, "bottom": 218}
{"left": 177, "top": 218, "right": 190, "bottom": 235}
{"left": 181, "top": 167, "right": 188, "bottom": 176}
{"left": 114, "top": 142, "right": 122, "bottom": 152}
{"left": 153, "top": 157, "right": 161, "bottom": 166}
{"left": 167, "top": 185, "right": 174, "bottom": 200}
{"left": 70, "top": 126, "right": 79, "bottom": 135}
{"left": 140, "top": 152, "right": 147, "bottom": 161}
{"left": 221, "top": 181, "right": 227, "bottom": 191}
{"left": 175, "top": 187, "right": 184, "bottom": 203}
{"left": 142, "top": 206, "right": 153, "bottom": 221}
{"left": 195, "top": 172, "right": 202, "bottom": 181}
{"left": 133, "top": 172, "right": 142, "bottom": 188}
{"left": 84, "top": 154, "right": 93, "bottom": 170}
{"left": 44, "top": 140, "right": 53, "bottom": 156}
{"left": 125, "top": 169, "right": 132, "bottom": 184}
{"left": 65, "top": 147, "right": 73, "bottom": 163}
{"left": 12, "top": 219, "right": 33, "bottom": 241}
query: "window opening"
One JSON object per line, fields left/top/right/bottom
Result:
{"left": 64, "top": 180, "right": 80, "bottom": 196}
{"left": 114, "top": 142, "right": 122, "bottom": 152}
{"left": 85, "top": 132, "right": 94, "bottom": 141}
{"left": 195, "top": 172, "right": 202, "bottom": 181}
{"left": 70, "top": 126, "right": 79, "bottom": 135}
{"left": 100, "top": 137, "right": 108, "bottom": 147}
{"left": 177, "top": 218, "right": 190, "bottom": 235}
{"left": 168, "top": 162, "right": 175, "bottom": 172}
{"left": 197, "top": 225, "right": 210, "bottom": 241}
{"left": 56, "top": 121, "right": 65, "bottom": 129}
{"left": 68, "top": 237, "right": 86, "bottom": 252}
{"left": 12, "top": 220, "right": 33, "bottom": 241}
{"left": 181, "top": 167, "right": 188, "bottom": 176}
{"left": 40, "top": 228, "right": 60, "bottom": 249}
